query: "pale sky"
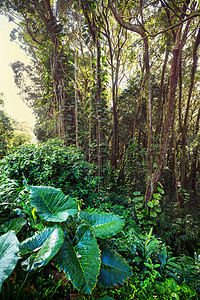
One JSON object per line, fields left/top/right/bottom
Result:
{"left": 0, "top": 14, "right": 36, "bottom": 128}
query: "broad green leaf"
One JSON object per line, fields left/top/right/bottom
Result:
{"left": 79, "top": 211, "right": 124, "bottom": 238}
{"left": 55, "top": 225, "right": 101, "bottom": 294}
{"left": 0, "top": 231, "right": 19, "bottom": 291}
{"left": 0, "top": 218, "right": 26, "bottom": 234}
{"left": 20, "top": 226, "right": 64, "bottom": 271}
{"left": 98, "top": 243, "right": 132, "bottom": 288}
{"left": 30, "top": 186, "right": 78, "bottom": 222}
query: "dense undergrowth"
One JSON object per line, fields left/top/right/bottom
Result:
{"left": 0, "top": 140, "right": 200, "bottom": 299}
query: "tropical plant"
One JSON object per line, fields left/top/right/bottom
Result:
{"left": 0, "top": 185, "right": 131, "bottom": 295}
{"left": 114, "top": 225, "right": 200, "bottom": 293}
{"left": 131, "top": 186, "right": 163, "bottom": 228}
{"left": 0, "top": 231, "right": 19, "bottom": 291}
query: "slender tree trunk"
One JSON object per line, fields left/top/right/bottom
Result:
{"left": 75, "top": 50, "right": 79, "bottom": 148}
{"left": 180, "top": 27, "right": 200, "bottom": 189}
{"left": 145, "top": 22, "right": 190, "bottom": 202}
{"left": 88, "top": 52, "right": 93, "bottom": 164}
{"left": 144, "top": 34, "right": 153, "bottom": 204}
{"left": 172, "top": 109, "right": 179, "bottom": 206}
{"left": 190, "top": 107, "right": 200, "bottom": 193}
{"left": 139, "top": 0, "right": 153, "bottom": 204}
{"left": 96, "top": 35, "right": 102, "bottom": 180}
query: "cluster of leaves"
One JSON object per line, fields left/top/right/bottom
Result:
{"left": 0, "top": 184, "right": 132, "bottom": 297}
{"left": 0, "top": 139, "right": 99, "bottom": 206}
{"left": 108, "top": 225, "right": 200, "bottom": 299}
{"left": 154, "top": 195, "right": 200, "bottom": 256}
{"left": 131, "top": 186, "right": 163, "bottom": 229}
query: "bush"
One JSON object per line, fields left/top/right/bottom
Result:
{"left": 0, "top": 139, "right": 99, "bottom": 206}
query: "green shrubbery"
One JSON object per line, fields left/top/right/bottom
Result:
{"left": 0, "top": 139, "right": 200, "bottom": 299}
{"left": 0, "top": 139, "right": 99, "bottom": 206}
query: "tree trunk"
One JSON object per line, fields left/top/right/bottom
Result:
{"left": 96, "top": 35, "right": 102, "bottom": 180}
{"left": 180, "top": 27, "right": 200, "bottom": 189}
{"left": 145, "top": 22, "right": 190, "bottom": 203}
{"left": 75, "top": 50, "right": 79, "bottom": 148}
{"left": 190, "top": 107, "right": 200, "bottom": 193}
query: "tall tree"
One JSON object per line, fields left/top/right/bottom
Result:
{"left": 109, "top": 0, "right": 200, "bottom": 202}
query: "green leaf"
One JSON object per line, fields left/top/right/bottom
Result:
{"left": 79, "top": 211, "right": 124, "bottom": 239}
{"left": 152, "top": 199, "right": 159, "bottom": 206}
{"left": 157, "top": 187, "right": 164, "bottom": 194}
{"left": 144, "top": 262, "right": 152, "bottom": 268}
{"left": 0, "top": 218, "right": 26, "bottom": 234}
{"left": 20, "top": 226, "right": 64, "bottom": 271}
{"left": 0, "top": 231, "right": 19, "bottom": 291}
{"left": 137, "top": 214, "right": 144, "bottom": 219}
{"left": 55, "top": 225, "right": 101, "bottom": 294}
{"left": 133, "top": 191, "right": 141, "bottom": 196}
{"left": 135, "top": 203, "right": 143, "bottom": 209}
{"left": 134, "top": 196, "right": 144, "bottom": 202}
{"left": 154, "top": 206, "right": 162, "bottom": 213}
{"left": 98, "top": 243, "right": 132, "bottom": 288}
{"left": 150, "top": 211, "right": 157, "bottom": 218}
{"left": 146, "top": 239, "right": 160, "bottom": 258}
{"left": 171, "top": 293, "right": 180, "bottom": 300}
{"left": 147, "top": 201, "right": 154, "bottom": 208}
{"left": 30, "top": 186, "right": 78, "bottom": 222}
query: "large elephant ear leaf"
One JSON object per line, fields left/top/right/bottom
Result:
{"left": 0, "top": 218, "right": 26, "bottom": 234}
{"left": 20, "top": 226, "right": 64, "bottom": 271}
{"left": 79, "top": 211, "right": 124, "bottom": 238}
{"left": 0, "top": 231, "right": 19, "bottom": 291}
{"left": 98, "top": 243, "right": 132, "bottom": 288}
{"left": 55, "top": 225, "right": 101, "bottom": 294}
{"left": 30, "top": 186, "right": 78, "bottom": 222}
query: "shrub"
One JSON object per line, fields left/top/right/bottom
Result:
{"left": 0, "top": 139, "right": 99, "bottom": 206}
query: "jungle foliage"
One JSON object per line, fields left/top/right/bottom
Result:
{"left": 0, "top": 141, "right": 199, "bottom": 299}
{"left": 0, "top": 0, "right": 200, "bottom": 298}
